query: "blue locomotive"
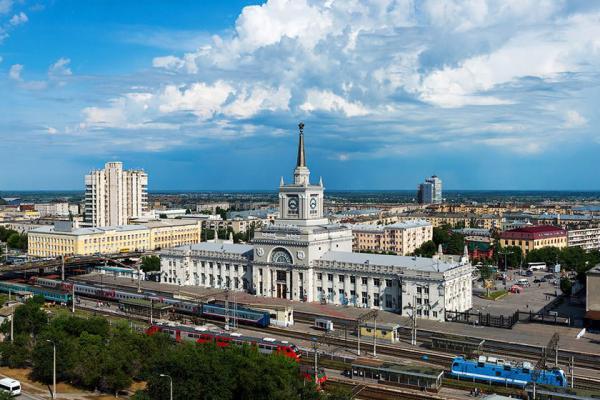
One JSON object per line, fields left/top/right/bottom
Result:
{"left": 450, "top": 356, "right": 567, "bottom": 388}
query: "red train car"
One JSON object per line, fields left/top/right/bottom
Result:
{"left": 147, "top": 323, "right": 301, "bottom": 361}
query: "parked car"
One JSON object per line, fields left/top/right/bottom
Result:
{"left": 533, "top": 278, "right": 541, "bottom": 283}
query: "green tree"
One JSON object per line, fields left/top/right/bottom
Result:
{"left": 141, "top": 255, "right": 161, "bottom": 273}
{"left": 446, "top": 233, "right": 465, "bottom": 255}
{"left": 1, "top": 296, "right": 47, "bottom": 336}
{"left": 432, "top": 226, "right": 450, "bottom": 246}
{"left": 413, "top": 240, "right": 436, "bottom": 257}
{"left": 560, "top": 277, "right": 572, "bottom": 296}
{"left": 480, "top": 264, "right": 494, "bottom": 280}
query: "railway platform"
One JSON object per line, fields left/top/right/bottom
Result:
{"left": 72, "top": 273, "right": 600, "bottom": 357}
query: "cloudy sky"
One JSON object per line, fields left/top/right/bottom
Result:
{"left": 1, "top": 0, "right": 600, "bottom": 190}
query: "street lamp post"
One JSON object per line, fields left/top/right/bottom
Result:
{"left": 159, "top": 374, "right": 172, "bottom": 400}
{"left": 46, "top": 340, "right": 56, "bottom": 399}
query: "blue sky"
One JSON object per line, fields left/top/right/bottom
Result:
{"left": 1, "top": 0, "right": 600, "bottom": 191}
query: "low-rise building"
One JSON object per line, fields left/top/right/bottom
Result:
{"left": 34, "top": 203, "right": 70, "bottom": 217}
{"left": 349, "top": 220, "right": 432, "bottom": 255}
{"left": 567, "top": 226, "right": 600, "bottom": 251}
{"left": 196, "top": 202, "right": 230, "bottom": 213}
{"left": 161, "top": 242, "right": 253, "bottom": 290}
{"left": 499, "top": 225, "right": 567, "bottom": 255}
{"left": 585, "top": 265, "right": 600, "bottom": 328}
{"left": 28, "top": 220, "right": 201, "bottom": 257}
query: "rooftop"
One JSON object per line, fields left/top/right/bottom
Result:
{"left": 504, "top": 225, "right": 566, "bottom": 234}
{"left": 318, "top": 251, "right": 463, "bottom": 273}
{"left": 171, "top": 242, "right": 254, "bottom": 255}
{"left": 31, "top": 224, "right": 147, "bottom": 235}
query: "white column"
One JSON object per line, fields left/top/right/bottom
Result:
{"left": 286, "top": 270, "right": 291, "bottom": 299}
{"left": 367, "top": 277, "right": 374, "bottom": 308}
{"left": 292, "top": 270, "right": 299, "bottom": 300}
{"left": 344, "top": 274, "right": 350, "bottom": 305}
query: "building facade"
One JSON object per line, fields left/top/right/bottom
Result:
{"left": 159, "top": 123, "right": 472, "bottom": 321}
{"left": 349, "top": 220, "right": 433, "bottom": 255}
{"left": 499, "top": 226, "right": 567, "bottom": 255}
{"left": 567, "top": 226, "right": 600, "bottom": 251}
{"left": 585, "top": 265, "right": 600, "bottom": 328}
{"left": 417, "top": 176, "right": 442, "bottom": 204}
{"left": 28, "top": 220, "right": 201, "bottom": 257}
{"left": 84, "top": 161, "right": 148, "bottom": 227}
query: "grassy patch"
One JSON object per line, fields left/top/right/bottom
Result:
{"left": 480, "top": 290, "right": 508, "bottom": 301}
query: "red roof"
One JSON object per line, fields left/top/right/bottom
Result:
{"left": 506, "top": 225, "right": 565, "bottom": 234}
{"left": 500, "top": 225, "right": 566, "bottom": 240}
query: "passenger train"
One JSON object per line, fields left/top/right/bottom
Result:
{"left": 450, "top": 356, "right": 567, "bottom": 388}
{"left": 146, "top": 323, "right": 301, "bottom": 361}
{"left": 29, "top": 277, "right": 271, "bottom": 327}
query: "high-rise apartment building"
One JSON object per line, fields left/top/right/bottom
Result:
{"left": 417, "top": 175, "right": 442, "bottom": 204}
{"left": 84, "top": 162, "right": 148, "bottom": 227}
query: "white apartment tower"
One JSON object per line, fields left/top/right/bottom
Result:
{"left": 84, "top": 162, "right": 148, "bottom": 227}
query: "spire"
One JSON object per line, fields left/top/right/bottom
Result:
{"left": 296, "top": 122, "right": 306, "bottom": 167}
{"left": 319, "top": 176, "right": 323, "bottom": 186}
{"left": 280, "top": 176, "right": 284, "bottom": 186}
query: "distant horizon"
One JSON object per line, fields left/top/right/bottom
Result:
{"left": 3, "top": 189, "right": 600, "bottom": 194}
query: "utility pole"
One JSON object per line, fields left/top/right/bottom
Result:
{"left": 71, "top": 284, "right": 75, "bottom": 313}
{"left": 137, "top": 262, "right": 142, "bottom": 293}
{"left": 356, "top": 309, "right": 378, "bottom": 357}
{"left": 10, "top": 314, "right": 13, "bottom": 343}
{"left": 312, "top": 338, "right": 318, "bottom": 387}
{"left": 570, "top": 356, "right": 574, "bottom": 388}
{"left": 46, "top": 340, "right": 56, "bottom": 400}
{"left": 224, "top": 289, "right": 230, "bottom": 330}
{"left": 373, "top": 317, "right": 377, "bottom": 357}
{"left": 61, "top": 254, "right": 65, "bottom": 281}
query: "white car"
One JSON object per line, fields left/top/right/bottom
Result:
{"left": 0, "top": 377, "right": 21, "bottom": 396}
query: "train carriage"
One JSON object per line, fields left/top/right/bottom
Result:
{"left": 147, "top": 323, "right": 300, "bottom": 360}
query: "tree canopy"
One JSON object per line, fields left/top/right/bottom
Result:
{"left": 141, "top": 255, "right": 161, "bottom": 273}
{"left": 0, "top": 297, "right": 347, "bottom": 399}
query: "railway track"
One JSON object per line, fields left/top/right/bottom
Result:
{"left": 293, "top": 312, "right": 600, "bottom": 372}
{"left": 71, "top": 300, "right": 600, "bottom": 396}
{"left": 327, "top": 378, "right": 449, "bottom": 400}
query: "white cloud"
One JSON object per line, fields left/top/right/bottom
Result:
{"left": 8, "top": 63, "right": 22, "bottom": 80}
{"left": 48, "top": 58, "right": 72, "bottom": 76}
{"left": 416, "top": 13, "right": 600, "bottom": 107}
{"left": 152, "top": 55, "right": 184, "bottom": 71}
{"left": 158, "top": 81, "right": 233, "bottom": 119}
{"left": 0, "top": 0, "right": 12, "bottom": 14}
{"left": 224, "top": 85, "right": 290, "bottom": 118}
{"left": 563, "top": 110, "right": 587, "bottom": 128}
{"left": 232, "top": 0, "right": 333, "bottom": 53}
{"left": 9, "top": 11, "right": 27, "bottom": 26}
{"left": 300, "top": 89, "right": 369, "bottom": 117}
{"left": 47, "top": 127, "right": 58, "bottom": 135}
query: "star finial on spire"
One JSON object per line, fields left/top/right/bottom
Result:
{"left": 296, "top": 122, "right": 306, "bottom": 168}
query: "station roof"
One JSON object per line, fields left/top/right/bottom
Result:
{"left": 173, "top": 242, "right": 253, "bottom": 255}
{"left": 318, "top": 251, "right": 461, "bottom": 272}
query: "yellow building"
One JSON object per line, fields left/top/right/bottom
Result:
{"left": 499, "top": 225, "right": 567, "bottom": 255}
{"left": 350, "top": 220, "right": 432, "bottom": 255}
{"left": 359, "top": 322, "right": 400, "bottom": 343}
{"left": 28, "top": 220, "right": 201, "bottom": 257}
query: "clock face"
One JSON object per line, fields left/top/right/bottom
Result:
{"left": 288, "top": 197, "right": 298, "bottom": 211}
{"left": 310, "top": 197, "right": 317, "bottom": 209}
{"left": 271, "top": 249, "right": 293, "bottom": 264}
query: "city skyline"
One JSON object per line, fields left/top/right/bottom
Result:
{"left": 2, "top": 1, "right": 600, "bottom": 190}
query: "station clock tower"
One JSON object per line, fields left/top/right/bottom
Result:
{"left": 278, "top": 122, "right": 328, "bottom": 226}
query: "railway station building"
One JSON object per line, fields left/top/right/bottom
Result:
{"left": 159, "top": 124, "right": 472, "bottom": 322}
